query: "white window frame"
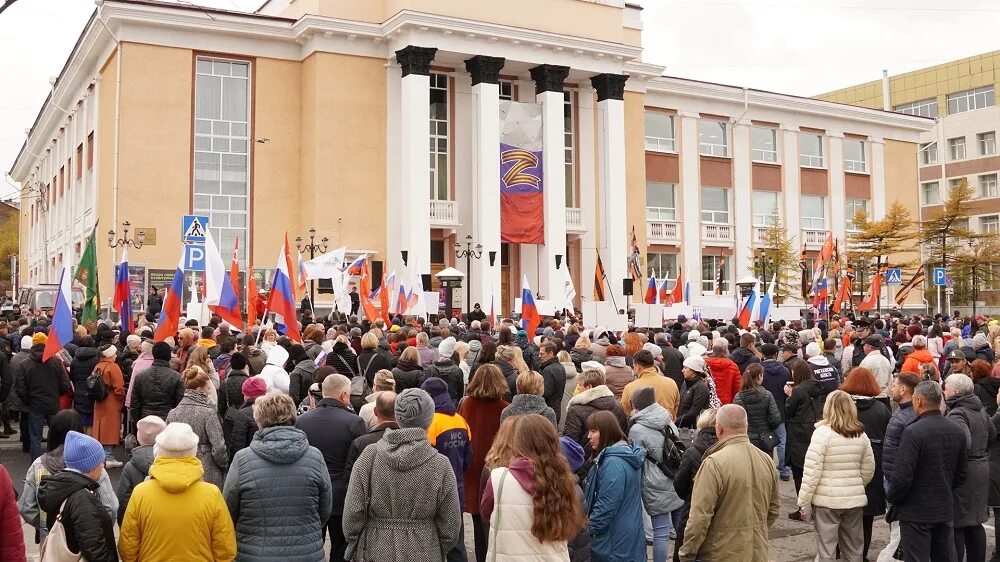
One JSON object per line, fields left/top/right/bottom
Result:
{"left": 979, "top": 132, "right": 996, "bottom": 156}
{"left": 845, "top": 198, "right": 868, "bottom": 232}
{"left": 698, "top": 120, "right": 729, "bottom": 157}
{"left": 800, "top": 195, "right": 827, "bottom": 230}
{"left": 646, "top": 182, "right": 677, "bottom": 221}
{"left": 429, "top": 72, "right": 450, "bottom": 201}
{"left": 564, "top": 90, "right": 576, "bottom": 208}
{"left": 700, "top": 186, "right": 730, "bottom": 224}
{"left": 919, "top": 142, "right": 938, "bottom": 165}
{"left": 980, "top": 173, "right": 999, "bottom": 198}
{"left": 844, "top": 139, "right": 868, "bottom": 173}
{"left": 750, "top": 126, "right": 778, "bottom": 163}
{"left": 647, "top": 253, "right": 678, "bottom": 281}
{"left": 949, "top": 137, "right": 967, "bottom": 161}
{"left": 894, "top": 98, "right": 939, "bottom": 118}
{"left": 701, "top": 254, "right": 730, "bottom": 294}
{"left": 921, "top": 181, "right": 941, "bottom": 205}
{"left": 752, "top": 191, "right": 780, "bottom": 227}
{"left": 799, "top": 133, "right": 825, "bottom": 168}
{"left": 982, "top": 215, "right": 1000, "bottom": 234}
{"left": 947, "top": 86, "right": 995, "bottom": 115}
{"left": 644, "top": 112, "right": 676, "bottom": 153}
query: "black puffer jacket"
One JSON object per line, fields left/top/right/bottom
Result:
{"left": 784, "top": 379, "right": 824, "bottom": 472}
{"left": 760, "top": 359, "right": 791, "bottom": 421}
{"left": 228, "top": 399, "right": 258, "bottom": 462}
{"left": 562, "top": 385, "right": 627, "bottom": 459}
{"left": 676, "top": 376, "right": 709, "bottom": 429}
{"left": 424, "top": 357, "right": 464, "bottom": 403}
{"left": 357, "top": 349, "right": 392, "bottom": 388}
{"left": 37, "top": 470, "right": 118, "bottom": 562}
{"left": 854, "top": 395, "right": 891, "bottom": 517}
{"left": 130, "top": 358, "right": 184, "bottom": 421}
{"left": 729, "top": 346, "right": 760, "bottom": 374}
{"left": 569, "top": 348, "right": 593, "bottom": 371}
{"left": 116, "top": 347, "right": 139, "bottom": 383}
{"left": 733, "top": 387, "right": 780, "bottom": 445}
{"left": 326, "top": 342, "right": 359, "bottom": 378}
{"left": 391, "top": 360, "right": 426, "bottom": 392}
{"left": 674, "top": 427, "right": 718, "bottom": 501}
{"left": 975, "top": 376, "right": 1000, "bottom": 417}
{"left": 69, "top": 346, "right": 100, "bottom": 415}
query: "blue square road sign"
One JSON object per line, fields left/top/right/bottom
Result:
{"left": 933, "top": 268, "right": 947, "bottom": 286}
{"left": 182, "top": 215, "right": 209, "bottom": 243}
{"left": 184, "top": 245, "right": 206, "bottom": 272}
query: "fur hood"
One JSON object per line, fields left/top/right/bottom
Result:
{"left": 568, "top": 384, "right": 614, "bottom": 406}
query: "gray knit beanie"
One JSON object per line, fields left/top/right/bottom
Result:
{"left": 395, "top": 388, "right": 435, "bottom": 430}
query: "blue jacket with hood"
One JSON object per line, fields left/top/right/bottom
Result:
{"left": 584, "top": 441, "right": 646, "bottom": 562}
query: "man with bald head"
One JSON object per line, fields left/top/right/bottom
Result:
{"left": 679, "top": 404, "right": 780, "bottom": 561}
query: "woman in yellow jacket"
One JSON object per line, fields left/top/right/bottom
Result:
{"left": 118, "top": 422, "right": 236, "bottom": 562}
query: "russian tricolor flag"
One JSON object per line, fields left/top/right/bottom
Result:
{"left": 737, "top": 281, "right": 758, "bottom": 329}
{"left": 643, "top": 276, "right": 657, "bottom": 304}
{"left": 267, "top": 233, "right": 301, "bottom": 341}
{"left": 396, "top": 282, "right": 408, "bottom": 315}
{"left": 114, "top": 248, "right": 134, "bottom": 334}
{"left": 42, "top": 266, "right": 74, "bottom": 362}
{"left": 345, "top": 254, "right": 367, "bottom": 276}
{"left": 520, "top": 275, "right": 541, "bottom": 337}
{"left": 758, "top": 275, "right": 775, "bottom": 326}
{"left": 154, "top": 255, "right": 185, "bottom": 343}
{"left": 658, "top": 278, "right": 669, "bottom": 305}
{"left": 204, "top": 229, "right": 243, "bottom": 327}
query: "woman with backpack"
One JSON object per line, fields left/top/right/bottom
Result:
{"left": 733, "top": 363, "right": 781, "bottom": 455}
{"left": 626, "top": 387, "right": 684, "bottom": 562}
{"left": 69, "top": 336, "right": 100, "bottom": 433}
{"left": 91, "top": 344, "right": 126, "bottom": 468}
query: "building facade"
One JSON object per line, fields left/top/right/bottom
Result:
{"left": 11, "top": 0, "right": 931, "bottom": 315}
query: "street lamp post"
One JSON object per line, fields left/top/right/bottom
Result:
{"left": 854, "top": 257, "right": 868, "bottom": 313}
{"left": 296, "top": 228, "right": 329, "bottom": 305}
{"left": 968, "top": 239, "right": 982, "bottom": 316}
{"left": 753, "top": 250, "right": 774, "bottom": 284}
{"left": 107, "top": 220, "right": 144, "bottom": 249}
{"left": 455, "top": 234, "right": 483, "bottom": 316}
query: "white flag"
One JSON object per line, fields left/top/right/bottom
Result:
{"left": 559, "top": 265, "right": 576, "bottom": 312}
{"left": 302, "top": 246, "right": 347, "bottom": 280}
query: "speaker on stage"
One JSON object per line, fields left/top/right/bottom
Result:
{"left": 422, "top": 274, "right": 433, "bottom": 291}
{"left": 622, "top": 278, "right": 634, "bottom": 296}
{"left": 371, "top": 260, "right": 383, "bottom": 289}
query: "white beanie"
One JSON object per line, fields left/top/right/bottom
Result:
{"left": 20, "top": 335, "right": 32, "bottom": 350}
{"left": 126, "top": 334, "right": 141, "bottom": 348}
{"left": 687, "top": 331, "right": 700, "bottom": 342}
{"left": 101, "top": 345, "right": 118, "bottom": 358}
{"left": 438, "top": 336, "right": 457, "bottom": 358}
{"left": 683, "top": 355, "right": 707, "bottom": 374}
{"left": 806, "top": 342, "right": 821, "bottom": 358}
{"left": 642, "top": 342, "right": 662, "bottom": 358}
{"left": 153, "top": 422, "right": 199, "bottom": 458}
{"left": 686, "top": 342, "right": 707, "bottom": 357}
{"left": 581, "top": 361, "right": 606, "bottom": 375}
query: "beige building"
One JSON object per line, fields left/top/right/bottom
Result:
{"left": 11, "top": 0, "right": 932, "bottom": 317}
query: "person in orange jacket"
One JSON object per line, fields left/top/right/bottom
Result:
{"left": 900, "top": 335, "right": 935, "bottom": 376}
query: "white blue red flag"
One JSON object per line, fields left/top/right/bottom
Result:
{"left": 266, "top": 233, "right": 301, "bottom": 341}
{"left": 758, "top": 275, "right": 776, "bottom": 326}
{"left": 114, "top": 248, "right": 134, "bottom": 334}
{"left": 154, "top": 255, "right": 185, "bottom": 342}
{"left": 42, "top": 266, "right": 74, "bottom": 362}
{"left": 204, "top": 229, "right": 242, "bottom": 327}
{"left": 520, "top": 275, "right": 540, "bottom": 337}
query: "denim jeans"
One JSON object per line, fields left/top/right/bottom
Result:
{"left": 651, "top": 513, "right": 673, "bottom": 562}
{"left": 775, "top": 422, "right": 790, "bottom": 476}
{"left": 27, "top": 411, "right": 52, "bottom": 460}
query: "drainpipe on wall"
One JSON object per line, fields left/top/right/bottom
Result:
{"left": 882, "top": 70, "right": 891, "bottom": 111}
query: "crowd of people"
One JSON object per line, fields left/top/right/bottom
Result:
{"left": 0, "top": 304, "right": 1000, "bottom": 561}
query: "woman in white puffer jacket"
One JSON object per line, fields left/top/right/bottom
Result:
{"left": 797, "top": 390, "right": 875, "bottom": 562}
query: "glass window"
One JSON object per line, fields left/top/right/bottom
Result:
{"left": 429, "top": 72, "right": 449, "bottom": 201}
{"left": 194, "top": 58, "right": 249, "bottom": 268}
{"left": 800, "top": 195, "right": 826, "bottom": 229}
{"left": 799, "top": 133, "right": 824, "bottom": 167}
{"left": 499, "top": 79, "right": 513, "bottom": 101}
{"left": 751, "top": 127, "right": 778, "bottom": 163}
{"left": 982, "top": 215, "right": 1000, "bottom": 234}
{"left": 979, "top": 132, "right": 996, "bottom": 156}
{"left": 844, "top": 139, "right": 867, "bottom": 173}
{"left": 564, "top": 90, "right": 576, "bottom": 207}
{"left": 646, "top": 182, "right": 676, "bottom": 221}
{"left": 894, "top": 98, "right": 939, "bottom": 118}
{"left": 947, "top": 86, "right": 995, "bottom": 115}
{"left": 701, "top": 187, "right": 730, "bottom": 223}
{"left": 644, "top": 112, "right": 676, "bottom": 152}
{"left": 949, "top": 137, "right": 966, "bottom": 160}
{"left": 752, "top": 191, "right": 779, "bottom": 226}
{"left": 701, "top": 255, "right": 730, "bottom": 294}
{"left": 920, "top": 142, "right": 938, "bottom": 165}
{"left": 647, "top": 253, "right": 678, "bottom": 280}
{"left": 699, "top": 120, "right": 728, "bottom": 157}
{"left": 980, "top": 173, "right": 998, "bottom": 198}
{"left": 950, "top": 177, "right": 965, "bottom": 191}
{"left": 845, "top": 198, "right": 868, "bottom": 232}
{"left": 921, "top": 181, "right": 940, "bottom": 205}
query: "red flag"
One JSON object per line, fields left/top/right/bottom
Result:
{"left": 819, "top": 233, "right": 834, "bottom": 263}
{"left": 359, "top": 260, "right": 381, "bottom": 322}
{"left": 670, "top": 269, "right": 684, "bottom": 305}
{"left": 832, "top": 273, "right": 851, "bottom": 314}
{"left": 859, "top": 268, "right": 883, "bottom": 312}
{"left": 379, "top": 271, "right": 392, "bottom": 325}
{"left": 225, "top": 238, "right": 243, "bottom": 327}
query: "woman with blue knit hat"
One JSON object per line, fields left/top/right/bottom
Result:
{"left": 36, "top": 431, "right": 119, "bottom": 561}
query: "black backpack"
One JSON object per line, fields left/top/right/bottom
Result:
{"left": 654, "top": 424, "right": 687, "bottom": 479}
{"left": 86, "top": 366, "right": 109, "bottom": 401}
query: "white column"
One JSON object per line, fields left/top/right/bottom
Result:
{"left": 828, "top": 132, "right": 847, "bottom": 245}
{"left": 396, "top": 46, "right": 437, "bottom": 279}
{"left": 733, "top": 122, "right": 753, "bottom": 282}
{"left": 679, "top": 111, "right": 701, "bottom": 295}
{"left": 465, "top": 55, "right": 505, "bottom": 312}
{"left": 577, "top": 87, "right": 597, "bottom": 305}
{"left": 530, "top": 65, "right": 569, "bottom": 303}
{"left": 871, "top": 137, "right": 887, "bottom": 219}
{"left": 592, "top": 73, "right": 629, "bottom": 310}
{"left": 781, "top": 126, "right": 803, "bottom": 304}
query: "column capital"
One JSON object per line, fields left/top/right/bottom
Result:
{"left": 395, "top": 46, "right": 437, "bottom": 77}
{"left": 464, "top": 55, "right": 506, "bottom": 86}
{"left": 590, "top": 73, "right": 628, "bottom": 102}
{"left": 529, "top": 64, "right": 570, "bottom": 95}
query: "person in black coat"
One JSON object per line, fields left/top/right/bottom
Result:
{"left": 14, "top": 338, "right": 72, "bottom": 459}
{"left": 729, "top": 333, "right": 761, "bottom": 374}
{"left": 887, "top": 381, "right": 969, "bottom": 562}
{"left": 68, "top": 338, "right": 100, "bottom": 427}
{"left": 676, "top": 357, "right": 711, "bottom": 429}
{"left": 217, "top": 353, "right": 250, "bottom": 441}
{"left": 145, "top": 286, "right": 163, "bottom": 323}
{"left": 760, "top": 344, "right": 791, "bottom": 480}
{"left": 672, "top": 413, "right": 718, "bottom": 562}
{"left": 783, "top": 358, "right": 823, "bottom": 508}
{"left": 130, "top": 342, "right": 184, "bottom": 422}
{"left": 391, "top": 347, "right": 426, "bottom": 392}
{"left": 537, "top": 342, "right": 567, "bottom": 424}
{"left": 357, "top": 333, "right": 392, "bottom": 389}
{"left": 654, "top": 332, "right": 685, "bottom": 391}
{"left": 343, "top": 391, "right": 399, "bottom": 487}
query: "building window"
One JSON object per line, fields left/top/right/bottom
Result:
{"left": 947, "top": 86, "right": 995, "bottom": 114}
{"left": 894, "top": 98, "right": 939, "bottom": 118}
{"left": 644, "top": 112, "right": 676, "bottom": 152}
{"left": 919, "top": 142, "right": 937, "bottom": 165}
{"left": 979, "top": 132, "right": 996, "bottom": 156}
{"left": 564, "top": 90, "right": 576, "bottom": 207}
{"left": 751, "top": 127, "right": 778, "bottom": 163}
{"left": 982, "top": 215, "right": 1000, "bottom": 234}
{"left": 429, "top": 72, "right": 449, "bottom": 201}
{"left": 75, "top": 145, "right": 83, "bottom": 180}
{"left": 647, "top": 253, "right": 678, "bottom": 280}
{"left": 949, "top": 137, "right": 966, "bottom": 160}
{"left": 801, "top": 195, "right": 827, "bottom": 230}
{"left": 646, "top": 182, "right": 676, "bottom": 221}
{"left": 700, "top": 187, "right": 730, "bottom": 224}
{"left": 845, "top": 198, "right": 868, "bottom": 232}
{"left": 698, "top": 120, "right": 728, "bottom": 157}
{"left": 949, "top": 177, "right": 965, "bottom": 191}
{"left": 701, "top": 254, "right": 730, "bottom": 294}
{"left": 980, "top": 173, "right": 998, "bottom": 198}
{"left": 499, "top": 79, "right": 513, "bottom": 101}
{"left": 921, "top": 181, "right": 941, "bottom": 206}
{"left": 752, "top": 191, "right": 780, "bottom": 226}
{"left": 844, "top": 139, "right": 867, "bottom": 173}
{"left": 799, "top": 133, "right": 824, "bottom": 168}
{"left": 194, "top": 58, "right": 250, "bottom": 267}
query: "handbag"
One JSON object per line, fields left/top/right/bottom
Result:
{"left": 488, "top": 469, "right": 510, "bottom": 562}
{"left": 39, "top": 499, "right": 83, "bottom": 562}
{"left": 750, "top": 431, "right": 779, "bottom": 453}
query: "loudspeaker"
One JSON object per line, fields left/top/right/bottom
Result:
{"left": 422, "top": 274, "right": 433, "bottom": 291}
{"left": 622, "top": 278, "right": 634, "bottom": 296}
{"left": 371, "top": 260, "right": 383, "bottom": 289}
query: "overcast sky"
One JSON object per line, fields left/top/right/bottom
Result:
{"left": 3, "top": 0, "right": 1000, "bottom": 200}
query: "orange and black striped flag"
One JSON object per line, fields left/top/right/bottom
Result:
{"left": 894, "top": 265, "right": 926, "bottom": 306}
{"left": 594, "top": 253, "right": 607, "bottom": 301}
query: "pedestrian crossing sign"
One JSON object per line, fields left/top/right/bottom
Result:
{"left": 885, "top": 268, "right": 902, "bottom": 285}
{"left": 182, "top": 215, "right": 209, "bottom": 243}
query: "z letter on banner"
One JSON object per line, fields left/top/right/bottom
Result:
{"left": 500, "top": 100, "right": 544, "bottom": 245}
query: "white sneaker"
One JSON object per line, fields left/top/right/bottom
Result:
{"left": 105, "top": 459, "right": 123, "bottom": 469}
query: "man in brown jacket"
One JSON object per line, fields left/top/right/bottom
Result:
{"left": 621, "top": 350, "right": 679, "bottom": 419}
{"left": 679, "top": 403, "right": 780, "bottom": 561}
